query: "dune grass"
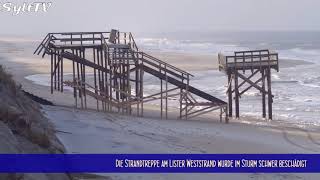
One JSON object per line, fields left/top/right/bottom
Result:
{"left": 0, "top": 64, "right": 17, "bottom": 93}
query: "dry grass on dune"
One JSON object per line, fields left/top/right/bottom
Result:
{"left": 0, "top": 64, "right": 17, "bottom": 93}
{"left": 0, "top": 64, "right": 64, "bottom": 152}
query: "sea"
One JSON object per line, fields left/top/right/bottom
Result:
{"left": 135, "top": 31, "right": 320, "bottom": 127}
{"left": 24, "top": 31, "right": 320, "bottom": 128}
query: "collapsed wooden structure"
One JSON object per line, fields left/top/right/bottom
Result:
{"left": 35, "top": 30, "right": 228, "bottom": 122}
{"left": 218, "top": 49, "right": 279, "bottom": 120}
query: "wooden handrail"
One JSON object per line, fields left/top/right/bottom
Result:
{"left": 140, "top": 52, "right": 193, "bottom": 77}
{"left": 234, "top": 49, "right": 270, "bottom": 54}
{"left": 34, "top": 33, "right": 50, "bottom": 54}
{"left": 129, "top": 32, "right": 139, "bottom": 51}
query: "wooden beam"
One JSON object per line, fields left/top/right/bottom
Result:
{"left": 228, "top": 72, "right": 233, "bottom": 117}
{"left": 261, "top": 69, "right": 266, "bottom": 118}
{"left": 239, "top": 77, "right": 262, "bottom": 97}
{"left": 234, "top": 70, "right": 240, "bottom": 118}
{"left": 267, "top": 68, "right": 273, "bottom": 120}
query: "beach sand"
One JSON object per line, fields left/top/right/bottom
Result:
{"left": 1, "top": 38, "right": 320, "bottom": 180}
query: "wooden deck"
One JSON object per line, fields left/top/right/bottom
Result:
{"left": 219, "top": 49, "right": 279, "bottom": 120}
{"left": 218, "top": 50, "right": 279, "bottom": 72}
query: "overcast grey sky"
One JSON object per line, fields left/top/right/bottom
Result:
{"left": 1, "top": 0, "right": 319, "bottom": 35}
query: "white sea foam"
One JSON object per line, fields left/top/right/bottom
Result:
{"left": 279, "top": 48, "right": 320, "bottom": 63}
{"left": 299, "top": 81, "right": 320, "bottom": 88}
{"left": 136, "top": 38, "right": 248, "bottom": 55}
{"left": 26, "top": 73, "right": 77, "bottom": 91}
{"left": 243, "top": 91, "right": 260, "bottom": 97}
{"left": 25, "top": 74, "right": 51, "bottom": 87}
{"left": 272, "top": 74, "right": 280, "bottom": 80}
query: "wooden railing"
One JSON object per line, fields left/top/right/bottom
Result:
{"left": 218, "top": 50, "right": 279, "bottom": 71}
{"left": 35, "top": 31, "right": 139, "bottom": 55}
{"left": 111, "top": 50, "right": 193, "bottom": 80}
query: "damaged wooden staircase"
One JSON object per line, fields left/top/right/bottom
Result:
{"left": 35, "top": 30, "right": 228, "bottom": 122}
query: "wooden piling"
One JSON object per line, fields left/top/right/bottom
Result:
{"left": 227, "top": 72, "right": 232, "bottom": 117}
{"left": 219, "top": 49, "right": 278, "bottom": 120}
{"left": 50, "top": 53, "right": 53, "bottom": 94}
{"left": 261, "top": 68, "right": 266, "bottom": 118}
{"left": 267, "top": 68, "right": 273, "bottom": 120}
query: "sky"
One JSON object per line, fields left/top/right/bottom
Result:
{"left": 0, "top": 0, "right": 319, "bottom": 36}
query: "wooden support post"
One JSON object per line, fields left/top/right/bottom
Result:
{"left": 109, "top": 49, "right": 113, "bottom": 112}
{"left": 93, "top": 48, "right": 99, "bottom": 110}
{"left": 61, "top": 50, "right": 64, "bottom": 92}
{"left": 120, "top": 64, "right": 124, "bottom": 114}
{"left": 185, "top": 75, "right": 190, "bottom": 120}
{"left": 261, "top": 68, "right": 266, "bottom": 118}
{"left": 234, "top": 70, "right": 240, "bottom": 118}
{"left": 100, "top": 47, "right": 105, "bottom": 112}
{"left": 179, "top": 90, "right": 182, "bottom": 119}
{"left": 76, "top": 49, "right": 83, "bottom": 109}
{"left": 220, "top": 108, "right": 222, "bottom": 123}
{"left": 110, "top": 67, "right": 114, "bottom": 113}
{"left": 140, "top": 61, "right": 144, "bottom": 117}
{"left": 267, "top": 68, "right": 273, "bottom": 120}
{"left": 50, "top": 53, "right": 53, "bottom": 94}
{"left": 72, "top": 49, "right": 77, "bottom": 107}
{"left": 160, "top": 63, "right": 163, "bottom": 119}
{"left": 179, "top": 76, "right": 183, "bottom": 119}
{"left": 227, "top": 72, "right": 233, "bottom": 117}
{"left": 57, "top": 51, "right": 60, "bottom": 91}
{"left": 97, "top": 48, "right": 102, "bottom": 111}
{"left": 54, "top": 50, "right": 57, "bottom": 90}
{"left": 225, "top": 106, "right": 229, "bottom": 123}
{"left": 136, "top": 63, "right": 140, "bottom": 116}
{"left": 104, "top": 48, "right": 109, "bottom": 111}
{"left": 126, "top": 59, "right": 132, "bottom": 115}
{"left": 122, "top": 52, "right": 125, "bottom": 113}
{"left": 165, "top": 64, "right": 168, "bottom": 119}
{"left": 82, "top": 49, "right": 87, "bottom": 109}
{"left": 80, "top": 51, "right": 84, "bottom": 109}
{"left": 115, "top": 66, "right": 120, "bottom": 113}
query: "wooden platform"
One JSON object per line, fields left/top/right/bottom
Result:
{"left": 218, "top": 49, "right": 279, "bottom": 72}
{"left": 218, "top": 49, "right": 279, "bottom": 120}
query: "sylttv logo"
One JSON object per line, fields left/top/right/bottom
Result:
{"left": 0, "top": 1, "right": 52, "bottom": 15}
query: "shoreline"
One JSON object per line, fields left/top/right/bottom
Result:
{"left": 0, "top": 39, "right": 319, "bottom": 139}
{"left": 20, "top": 56, "right": 320, "bottom": 131}
{"left": 0, "top": 39, "right": 318, "bottom": 129}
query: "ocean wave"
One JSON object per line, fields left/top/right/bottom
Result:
{"left": 279, "top": 48, "right": 320, "bottom": 63}
{"left": 136, "top": 37, "right": 248, "bottom": 54}
{"left": 284, "top": 107, "right": 296, "bottom": 111}
{"left": 299, "top": 83, "right": 320, "bottom": 88}
{"left": 243, "top": 91, "right": 260, "bottom": 97}
{"left": 272, "top": 74, "right": 280, "bottom": 80}
{"left": 273, "top": 80, "right": 298, "bottom": 84}
{"left": 25, "top": 73, "right": 74, "bottom": 91}
{"left": 298, "top": 76, "right": 320, "bottom": 88}
{"left": 291, "top": 48, "right": 320, "bottom": 56}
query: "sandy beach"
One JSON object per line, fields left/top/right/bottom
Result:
{"left": 1, "top": 37, "right": 320, "bottom": 179}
